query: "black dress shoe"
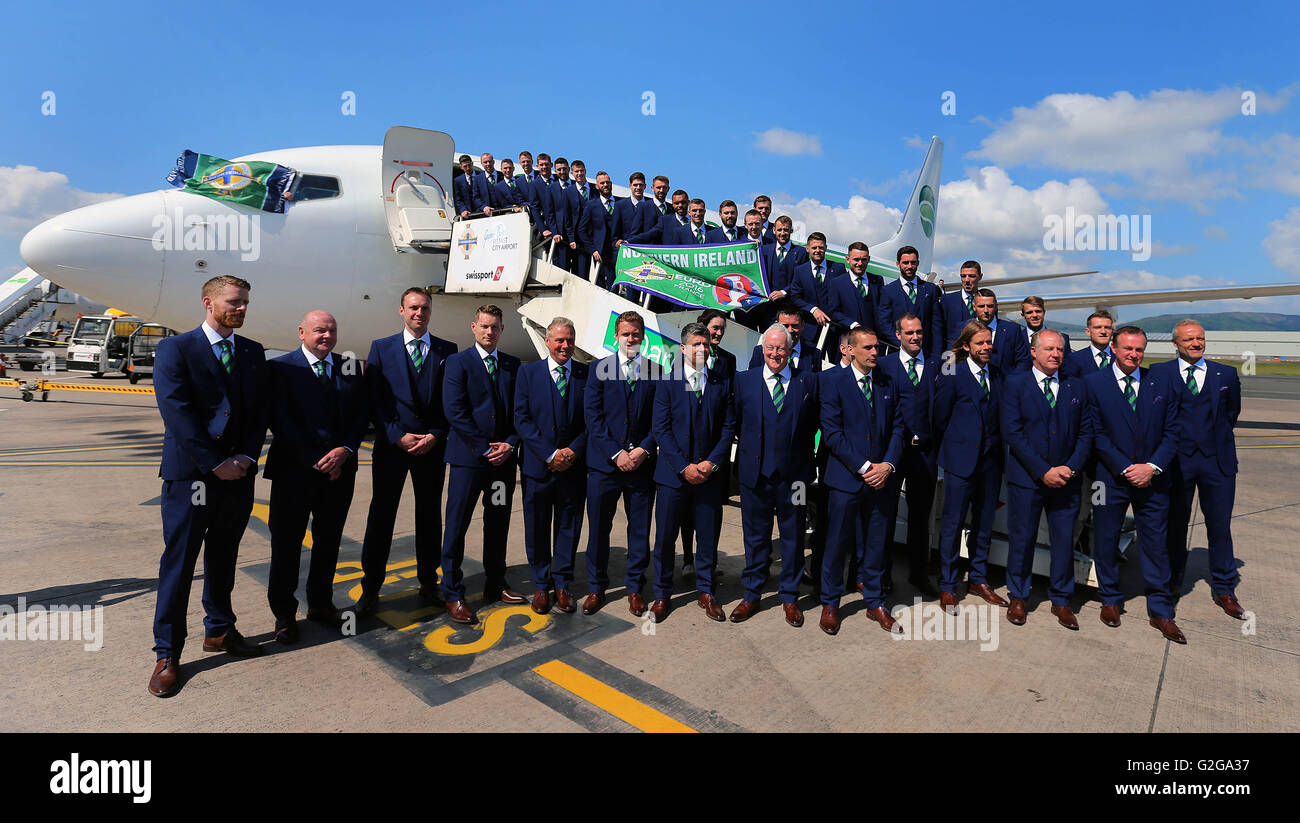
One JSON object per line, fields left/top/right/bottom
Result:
{"left": 417, "top": 586, "right": 445, "bottom": 607}
{"left": 908, "top": 576, "right": 940, "bottom": 598}
{"left": 202, "top": 628, "right": 264, "bottom": 657}
{"left": 352, "top": 592, "right": 379, "bottom": 619}
{"left": 274, "top": 617, "right": 300, "bottom": 644}
{"left": 306, "top": 606, "right": 345, "bottom": 627}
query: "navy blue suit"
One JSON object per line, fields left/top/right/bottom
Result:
{"left": 1062, "top": 344, "right": 1113, "bottom": 380}
{"left": 876, "top": 276, "right": 945, "bottom": 362}
{"left": 987, "top": 319, "right": 1031, "bottom": 374}
{"left": 651, "top": 366, "right": 737, "bottom": 598}
{"left": 628, "top": 211, "right": 690, "bottom": 245}
{"left": 577, "top": 195, "right": 620, "bottom": 288}
{"left": 562, "top": 180, "right": 598, "bottom": 246}
{"left": 454, "top": 171, "right": 491, "bottom": 216}
{"left": 705, "top": 224, "right": 746, "bottom": 244}
{"left": 932, "top": 360, "right": 1003, "bottom": 594}
{"left": 359, "top": 332, "right": 454, "bottom": 600}
{"left": 490, "top": 176, "right": 527, "bottom": 211}
{"left": 152, "top": 326, "right": 268, "bottom": 659}
{"left": 613, "top": 198, "right": 655, "bottom": 243}
{"left": 440, "top": 346, "right": 522, "bottom": 602}
{"left": 1024, "top": 326, "right": 1072, "bottom": 355}
{"left": 1084, "top": 366, "right": 1180, "bottom": 618}
{"left": 1151, "top": 358, "right": 1241, "bottom": 596}
{"left": 747, "top": 342, "right": 823, "bottom": 375}
{"left": 878, "top": 351, "right": 940, "bottom": 583}
{"left": 514, "top": 359, "right": 588, "bottom": 592}
{"left": 584, "top": 353, "right": 660, "bottom": 596}
{"left": 1001, "top": 369, "right": 1091, "bottom": 605}
{"left": 818, "top": 364, "right": 906, "bottom": 610}
{"left": 670, "top": 220, "right": 713, "bottom": 247}
{"left": 762, "top": 243, "right": 809, "bottom": 294}
{"left": 787, "top": 259, "right": 845, "bottom": 349}
{"left": 733, "top": 366, "right": 820, "bottom": 604}
{"left": 542, "top": 179, "right": 575, "bottom": 268}
{"left": 265, "top": 349, "right": 368, "bottom": 620}
{"left": 940, "top": 289, "right": 980, "bottom": 350}
{"left": 826, "top": 271, "right": 884, "bottom": 354}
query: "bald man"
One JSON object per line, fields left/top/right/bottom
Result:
{"left": 265, "top": 310, "right": 370, "bottom": 643}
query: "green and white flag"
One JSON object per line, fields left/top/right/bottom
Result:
{"left": 613, "top": 240, "right": 769, "bottom": 311}
{"left": 166, "top": 150, "right": 297, "bottom": 213}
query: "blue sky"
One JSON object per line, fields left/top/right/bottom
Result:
{"left": 3, "top": 0, "right": 1299, "bottom": 320}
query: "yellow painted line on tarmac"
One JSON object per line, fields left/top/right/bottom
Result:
{"left": 531, "top": 660, "right": 696, "bottom": 733}
{"left": 1238, "top": 444, "right": 1300, "bottom": 449}
{"left": 0, "top": 442, "right": 163, "bottom": 457}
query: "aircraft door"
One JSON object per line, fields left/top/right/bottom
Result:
{"left": 382, "top": 126, "right": 456, "bottom": 253}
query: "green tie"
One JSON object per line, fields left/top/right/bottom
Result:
{"left": 217, "top": 339, "right": 233, "bottom": 374}
{"left": 580, "top": 186, "right": 588, "bottom": 201}
{"left": 906, "top": 280, "right": 916, "bottom": 303}
{"left": 814, "top": 263, "right": 823, "bottom": 283}
{"left": 907, "top": 357, "right": 919, "bottom": 386}
{"left": 979, "top": 368, "right": 989, "bottom": 396}
{"left": 1042, "top": 376, "right": 1056, "bottom": 409}
{"left": 696, "top": 227, "right": 705, "bottom": 244}
{"left": 772, "top": 373, "right": 785, "bottom": 413}
{"left": 1123, "top": 375, "right": 1137, "bottom": 409}
{"left": 626, "top": 359, "right": 636, "bottom": 392}
{"left": 777, "top": 245, "right": 786, "bottom": 262}
{"left": 485, "top": 354, "right": 497, "bottom": 382}
{"left": 410, "top": 339, "right": 425, "bottom": 373}
{"left": 1185, "top": 364, "right": 1199, "bottom": 395}
{"left": 604, "top": 199, "right": 613, "bottom": 216}
{"left": 555, "top": 365, "right": 567, "bottom": 398}
{"left": 860, "top": 375, "right": 872, "bottom": 404}
{"left": 857, "top": 278, "right": 867, "bottom": 300}
{"left": 313, "top": 360, "right": 329, "bottom": 385}
{"left": 966, "top": 293, "right": 975, "bottom": 316}
{"left": 1098, "top": 349, "right": 1110, "bottom": 369}
{"left": 509, "top": 178, "right": 516, "bottom": 189}
{"left": 692, "top": 373, "right": 703, "bottom": 403}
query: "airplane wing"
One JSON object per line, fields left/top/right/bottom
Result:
{"left": 1023, "top": 282, "right": 1300, "bottom": 311}
{"left": 949, "top": 270, "right": 1097, "bottom": 291}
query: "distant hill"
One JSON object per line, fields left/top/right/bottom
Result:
{"left": 1126, "top": 312, "right": 1300, "bottom": 332}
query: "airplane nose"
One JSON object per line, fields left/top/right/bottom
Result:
{"left": 20, "top": 192, "right": 165, "bottom": 317}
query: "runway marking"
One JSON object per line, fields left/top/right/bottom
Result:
{"left": 426, "top": 605, "right": 550, "bottom": 654}
{"left": 531, "top": 660, "right": 697, "bottom": 733}
{"left": 0, "top": 442, "right": 162, "bottom": 456}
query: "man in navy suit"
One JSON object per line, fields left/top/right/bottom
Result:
{"left": 877, "top": 313, "right": 940, "bottom": 597}
{"left": 514, "top": 318, "right": 588, "bottom": 615}
{"left": 730, "top": 324, "right": 820, "bottom": 627}
{"left": 1001, "top": 329, "right": 1092, "bottom": 629}
{"left": 817, "top": 327, "right": 906, "bottom": 636}
{"left": 649, "top": 322, "right": 737, "bottom": 623}
{"left": 753, "top": 195, "right": 778, "bottom": 243}
{"left": 1062, "top": 310, "right": 1115, "bottom": 380}
{"left": 626, "top": 189, "right": 690, "bottom": 245}
{"left": 787, "top": 232, "right": 844, "bottom": 350}
{"left": 1152, "top": 321, "right": 1245, "bottom": 619}
{"left": 705, "top": 200, "right": 745, "bottom": 244}
{"left": 731, "top": 210, "right": 771, "bottom": 330}
{"left": 1020, "top": 296, "right": 1071, "bottom": 353}
{"left": 877, "top": 245, "right": 944, "bottom": 361}
{"left": 490, "top": 157, "right": 528, "bottom": 212}
{"left": 563, "top": 160, "right": 598, "bottom": 276}
{"left": 577, "top": 171, "right": 620, "bottom": 289}
{"left": 972, "top": 288, "right": 1031, "bottom": 374}
{"left": 1084, "top": 326, "right": 1186, "bottom": 643}
{"left": 933, "top": 320, "right": 1010, "bottom": 614}
{"left": 266, "top": 311, "right": 368, "bottom": 643}
{"left": 747, "top": 303, "right": 823, "bottom": 375}
{"left": 939, "top": 260, "right": 984, "bottom": 350}
{"left": 439, "top": 304, "right": 527, "bottom": 623}
{"left": 760, "top": 217, "right": 809, "bottom": 318}
{"left": 453, "top": 154, "right": 491, "bottom": 219}
{"left": 807, "top": 334, "right": 856, "bottom": 597}
{"left": 148, "top": 275, "right": 268, "bottom": 697}
{"left": 826, "top": 241, "right": 883, "bottom": 355}
{"left": 614, "top": 172, "right": 655, "bottom": 245}
{"left": 584, "top": 311, "right": 660, "bottom": 616}
{"left": 479, "top": 152, "right": 503, "bottom": 189}
{"left": 354, "top": 288, "right": 455, "bottom": 618}
{"left": 546, "top": 157, "right": 575, "bottom": 270}
{"left": 672, "top": 198, "right": 712, "bottom": 246}
{"left": 647, "top": 175, "right": 671, "bottom": 223}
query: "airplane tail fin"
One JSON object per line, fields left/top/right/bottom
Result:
{"left": 872, "top": 136, "right": 943, "bottom": 273}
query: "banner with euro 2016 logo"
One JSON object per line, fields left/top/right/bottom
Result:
{"left": 613, "top": 241, "right": 769, "bottom": 311}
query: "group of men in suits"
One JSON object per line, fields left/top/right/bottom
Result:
{"left": 147, "top": 258, "right": 1248, "bottom": 695}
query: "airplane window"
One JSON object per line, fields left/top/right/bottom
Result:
{"left": 290, "top": 174, "right": 341, "bottom": 201}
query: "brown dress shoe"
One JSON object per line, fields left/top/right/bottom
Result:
{"left": 445, "top": 600, "right": 477, "bottom": 624}
{"left": 202, "top": 628, "right": 264, "bottom": 657}
{"left": 1007, "top": 598, "right": 1027, "bottom": 625}
{"left": 940, "top": 591, "right": 960, "bottom": 616}
{"left": 531, "top": 589, "right": 551, "bottom": 615}
{"left": 627, "top": 592, "right": 647, "bottom": 617}
{"left": 866, "top": 606, "right": 900, "bottom": 634}
{"left": 819, "top": 606, "right": 840, "bottom": 635}
{"left": 1149, "top": 616, "right": 1188, "bottom": 644}
{"left": 1100, "top": 603, "right": 1122, "bottom": 627}
{"left": 783, "top": 602, "right": 804, "bottom": 628}
{"left": 968, "top": 583, "right": 1009, "bottom": 607}
{"left": 1051, "top": 603, "right": 1079, "bottom": 630}
{"left": 555, "top": 589, "right": 576, "bottom": 614}
{"left": 486, "top": 585, "right": 527, "bottom": 605}
{"left": 648, "top": 598, "right": 670, "bottom": 623}
{"left": 582, "top": 592, "right": 605, "bottom": 615}
{"left": 1211, "top": 592, "right": 1246, "bottom": 619}
{"left": 729, "top": 599, "right": 759, "bottom": 623}
{"left": 148, "top": 658, "right": 179, "bottom": 697}
{"left": 697, "top": 593, "right": 725, "bottom": 622}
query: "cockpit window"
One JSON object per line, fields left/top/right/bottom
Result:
{"left": 290, "top": 174, "right": 341, "bottom": 201}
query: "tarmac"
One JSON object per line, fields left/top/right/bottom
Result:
{"left": 1, "top": 371, "right": 1297, "bottom": 733}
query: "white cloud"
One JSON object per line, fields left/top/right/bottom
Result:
{"left": 754, "top": 127, "right": 822, "bottom": 157}
{"left": 769, "top": 195, "right": 900, "bottom": 249}
{"left": 1263, "top": 207, "right": 1300, "bottom": 275}
{"left": 0, "top": 165, "right": 120, "bottom": 238}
